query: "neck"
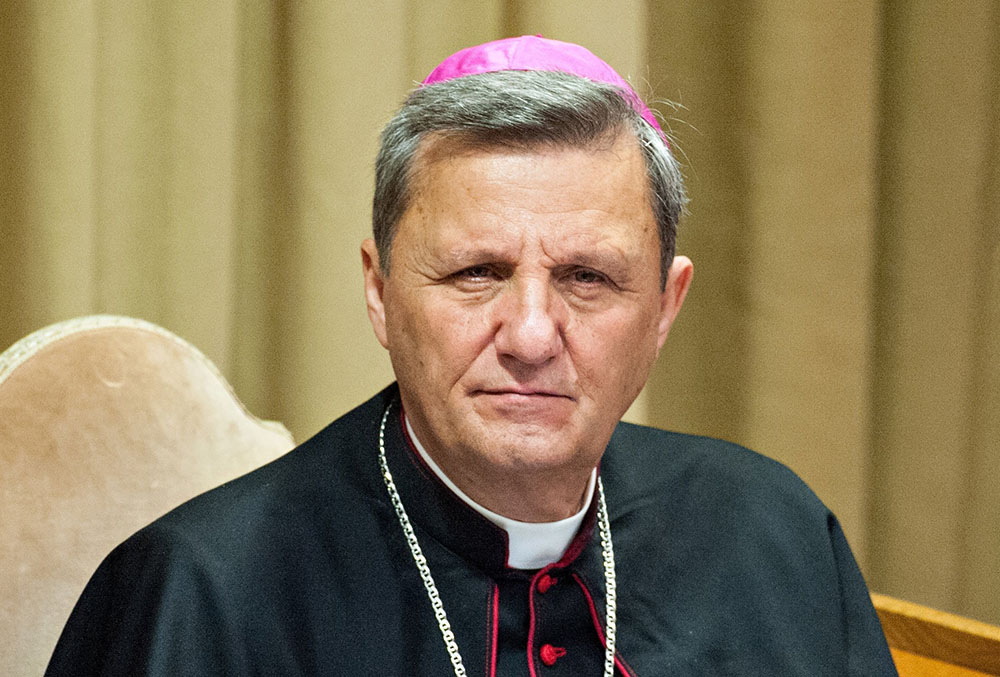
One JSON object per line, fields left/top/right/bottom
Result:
{"left": 401, "top": 417, "right": 596, "bottom": 522}
{"left": 405, "top": 415, "right": 595, "bottom": 569}
{"left": 427, "top": 450, "right": 593, "bottom": 523}
{"left": 403, "top": 415, "right": 596, "bottom": 522}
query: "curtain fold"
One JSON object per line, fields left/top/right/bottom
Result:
{"left": 869, "top": 0, "right": 1000, "bottom": 619}
{"left": 2, "top": 0, "right": 997, "bottom": 623}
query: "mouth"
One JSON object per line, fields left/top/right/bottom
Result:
{"left": 468, "top": 387, "right": 577, "bottom": 424}
{"left": 473, "top": 388, "right": 575, "bottom": 401}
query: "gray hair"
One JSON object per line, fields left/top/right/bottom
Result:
{"left": 372, "top": 70, "right": 686, "bottom": 287}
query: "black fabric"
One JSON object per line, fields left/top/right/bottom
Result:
{"left": 46, "top": 385, "right": 896, "bottom": 676}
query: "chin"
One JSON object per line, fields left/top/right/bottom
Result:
{"left": 468, "top": 423, "right": 589, "bottom": 469}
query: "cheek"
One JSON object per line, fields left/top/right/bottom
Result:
{"left": 571, "top": 306, "right": 661, "bottom": 386}
{"left": 385, "top": 296, "right": 489, "bottom": 381}
{"left": 383, "top": 296, "right": 431, "bottom": 378}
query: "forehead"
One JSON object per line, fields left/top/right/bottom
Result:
{"left": 400, "top": 133, "right": 656, "bottom": 253}
{"left": 410, "top": 129, "right": 642, "bottom": 189}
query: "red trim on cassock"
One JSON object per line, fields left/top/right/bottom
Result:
{"left": 526, "top": 565, "right": 558, "bottom": 677}
{"left": 572, "top": 572, "right": 636, "bottom": 676}
{"left": 489, "top": 584, "right": 499, "bottom": 677}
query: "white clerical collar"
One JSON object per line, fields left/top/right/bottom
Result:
{"left": 404, "top": 415, "right": 596, "bottom": 570}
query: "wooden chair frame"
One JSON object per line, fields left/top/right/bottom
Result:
{"left": 873, "top": 593, "right": 1000, "bottom": 676}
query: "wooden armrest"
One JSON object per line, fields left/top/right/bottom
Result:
{"left": 872, "top": 592, "right": 1000, "bottom": 675}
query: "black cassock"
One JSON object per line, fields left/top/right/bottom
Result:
{"left": 47, "top": 385, "right": 896, "bottom": 676}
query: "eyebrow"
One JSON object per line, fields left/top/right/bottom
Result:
{"left": 436, "top": 245, "right": 518, "bottom": 267}
{"left": 560, "top": 250, "right": 629, "bottom": 274}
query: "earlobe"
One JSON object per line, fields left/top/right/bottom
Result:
{"left": 656, "top": 255, "right": 693, "bottom": 350}
{"left": 361, "top": 239, "right": 390, "bottom": 349}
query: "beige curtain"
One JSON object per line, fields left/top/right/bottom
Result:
{"left": 2, "top": 1, "right": 997, "bottom": 623}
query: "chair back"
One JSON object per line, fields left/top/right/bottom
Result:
{"left": 0, "top": 316, "right": 294, "bottom": 676}
{"left": 872, "top": 592, "right": 1000, "bottom": 676}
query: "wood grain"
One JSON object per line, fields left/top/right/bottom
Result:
{"left": 873, "top": 593, "right": 1000, "bottom": 675}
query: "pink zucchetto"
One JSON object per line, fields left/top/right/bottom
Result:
{"left": 421, "top": 35, "right": 664, "bottom": 137}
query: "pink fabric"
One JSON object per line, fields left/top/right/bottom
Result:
{"left": 422, "top": 35, "right": 663, "bottom": 135}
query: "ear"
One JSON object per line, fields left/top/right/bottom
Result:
{"left": 361, "top": 239, "right": 390, "bottom": 349}
{"left": 655, "top": 255, "right": 693, "bottom": 351}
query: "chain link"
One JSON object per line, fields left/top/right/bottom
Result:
{"left": 597, "top": 479, "right": 617, "bottom": 675}
{"left": 378, "top": 401, "right": 617, "bottom": 677}
{"left": 379, "top": 403, "right": 468, "bottom": 676}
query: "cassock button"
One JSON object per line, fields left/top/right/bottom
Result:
{"left": 540, "top": 644, "right": 567, "bottom": 667}
{"left": 537, "top": 574, "right": 556, "bottom": 593}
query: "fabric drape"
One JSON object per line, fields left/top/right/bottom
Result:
{"left": 2, "top": 0, "right": 997, "bottom": 624}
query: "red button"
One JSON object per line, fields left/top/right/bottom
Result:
{"left": 537, "top": 574, "right": 556, "bottom": 593}
{"left": 540, "top": 644, "right": 567, "bottom": 666}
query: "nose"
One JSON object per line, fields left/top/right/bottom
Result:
{"left": 493, "top": 277, "right": 564, "bottom": 366}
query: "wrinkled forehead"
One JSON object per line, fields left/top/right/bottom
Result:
{"left": 398, "top": 131, "right": 657, "bottom": 255}
{"left": 408, "top": 127, "right": 644, "bottom": 193}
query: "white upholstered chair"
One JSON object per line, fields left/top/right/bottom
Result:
{"left": 0, "top": 316, "right": 294, "bottom": 676}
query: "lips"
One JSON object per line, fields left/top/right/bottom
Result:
{"left": 472, "top": 387, "right": 574, "bottom": 400}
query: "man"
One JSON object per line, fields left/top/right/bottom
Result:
{"left": 47, "top": 36, "right": 895, "bottom": 675}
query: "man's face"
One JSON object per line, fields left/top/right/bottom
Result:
{"left": 362, "top": 132, "right": 691, "bottom": 518}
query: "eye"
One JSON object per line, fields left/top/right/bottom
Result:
{"left": 572, "top": 268, "right": 607, "bottom": 285}
{"left": 456, "top": 265, "right": 496, "bottom": 280}
{"left": 447, "top": 264, "right": 506, "bottom": 290}
{"left": 560, "top": 266, "right": 621, "bottom": 299}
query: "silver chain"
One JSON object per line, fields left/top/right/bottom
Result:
{"left": 377, "top": 402, "right": 618, "bottom": 676}
{"left": 597, "top": 479, "right": 617, "bottom": 675}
